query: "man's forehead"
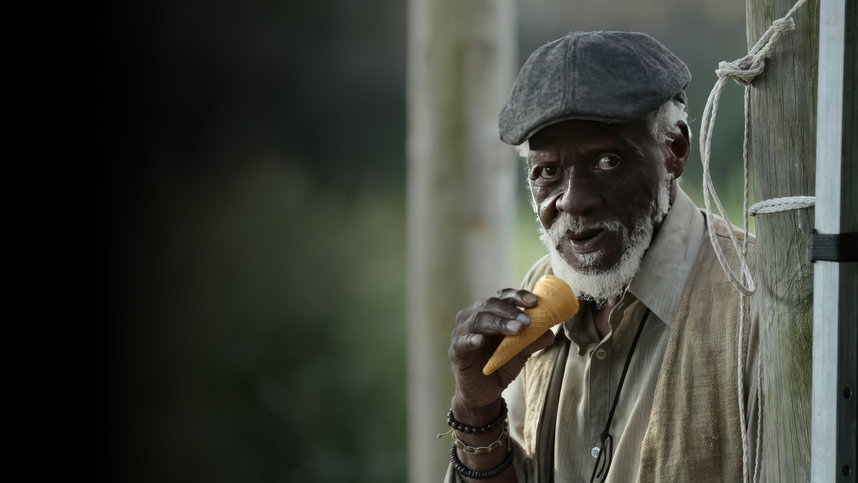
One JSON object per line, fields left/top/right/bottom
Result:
{"left": 499, "top": 30, "right": 689, "bottom": 146}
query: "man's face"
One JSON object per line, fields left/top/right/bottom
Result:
{"left": 527, "top": 119, "right": 678, "bottom": 303}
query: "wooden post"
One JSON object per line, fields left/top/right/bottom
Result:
{"left": 745, "top": 0, "right": 818, "bottom": 480}
{"left": 406, "top": 1, "right": 515, "bottom": 481}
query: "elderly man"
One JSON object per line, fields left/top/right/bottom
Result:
{"left": 443, "top": 31, "right": 761, "bottom": 482}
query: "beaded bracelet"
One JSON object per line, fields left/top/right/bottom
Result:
{"left": 447, "top": 398, "right": 508, "bottom": 434}
{"left": 450, "top": 442, "right": 514, "bottom": 479}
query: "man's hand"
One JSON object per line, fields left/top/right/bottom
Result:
{"left": 448, "top": 288, "right": 556, "bottom": 423}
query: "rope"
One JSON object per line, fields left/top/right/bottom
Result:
{"left": 697, "top": 1, "right": 809, "bottom": 482}
{"left": 699, "top": 0, "right": 810, "bottom": 297}
{"left": 749, "top": 195, "right": 815, "bottom": 215}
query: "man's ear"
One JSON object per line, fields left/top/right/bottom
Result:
{"left": 666, "top": 121, "right": 690, "bottom": 178}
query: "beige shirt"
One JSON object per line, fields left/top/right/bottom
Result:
{"left": 523, "top": 187, "right": 706, "bottom": 482}
{"left": 446, "top": 188, "right": 761, "bottom": 482}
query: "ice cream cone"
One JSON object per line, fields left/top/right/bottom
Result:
{"left": 482, "top": 275, "right": 579, "bottom": 375}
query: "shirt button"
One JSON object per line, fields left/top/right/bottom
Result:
{"left": 591, "top": 446, "right": 601, "bottom": 459}
{"left": 595, "top": 348, "right": 607, "bottom": 360}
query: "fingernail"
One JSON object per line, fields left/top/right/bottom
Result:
{"left": 516, "top": 313, "right": 530, "bottom": 325}
{"left": 507, "top": 321, "right": 523, "bottom": 333}
{"left": 524, "top": 293, "right": 538, "bottom": 303}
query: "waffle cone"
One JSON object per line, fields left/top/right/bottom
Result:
{"left": 482, "top": 275, "right": 579, "bottom": 375}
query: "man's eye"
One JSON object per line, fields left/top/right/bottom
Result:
{"left": 530, "top": 165, "right": 560, "bottom": 180}
{"left": 540, "top": 166, "right": 560, "bottom": 179}
{"left": 595, "top": 155, "right": 621, "bottom": 171}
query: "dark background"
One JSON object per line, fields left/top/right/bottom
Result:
{"left": 104, "top": 1, "right": 747, "bottom": 481}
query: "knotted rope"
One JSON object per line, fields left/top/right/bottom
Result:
{"left": 697, "top": 1, "right": 809, "bottom": 482}
{"left": 700, "top": 0, "right": 811, "bottom": 297}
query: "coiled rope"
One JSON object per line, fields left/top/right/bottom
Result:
{"left": 697, "top": 0, "right": 810, "bottom": 481}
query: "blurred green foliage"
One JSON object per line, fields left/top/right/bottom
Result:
{"left": 108, "top": 0, "right": 756, "bottom": 481}
{"left": 114, "top": 163, "right": 406, "bottom": 482}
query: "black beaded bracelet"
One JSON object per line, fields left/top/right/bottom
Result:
{"left": 450, "top": 443, "right": 514, "bottom": 479}
{"left": 447, "top": 398, "right": 507, "bottom": 434}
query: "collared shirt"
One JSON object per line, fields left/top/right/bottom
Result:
{"left": 531, "top": 187, "right": 705, "bottom": 482}
{"left": 446, "top": 188, "right": 760, "bottom": 482}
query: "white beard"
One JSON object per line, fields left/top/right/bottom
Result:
{"left": 535, "top": 170, "right": 672, "bottom": 307}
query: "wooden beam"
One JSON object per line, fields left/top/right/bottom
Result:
{"left": 745, "top": 0, "right": 818, "bottom": 480}
{"left": 406, "top": 1, "right": 516, "bottom": 480}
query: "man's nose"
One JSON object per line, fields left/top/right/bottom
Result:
{"left": 555, "top": 171, "right": 602, "bottom": 217}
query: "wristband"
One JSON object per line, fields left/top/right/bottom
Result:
{"left": 447, "top": 398, "right": 507, "bottom": 434}
{"left": 450, "top": 443, "right": 514, "bottom": 479}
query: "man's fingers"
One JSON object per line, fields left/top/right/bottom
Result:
{"left": 495, "top": 288, "right": 539, "bottom": 308}
{"left": 448, "top": 291, "right": 540, "bottom": 365}
{"left": 478, "top": 296, "right": 532, "bottom": 322}
{"left": 469, "top": 311, "right": 529, "bottom": 336}
{"left": 449, "top": 333, "right": 485, "bottom": 362}
{"left": 455, "top": 298, "right": 531, "bottom": 336}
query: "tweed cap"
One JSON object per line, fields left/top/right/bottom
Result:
{"left": 499, "top": 31, "right": 691, "bottom": 145}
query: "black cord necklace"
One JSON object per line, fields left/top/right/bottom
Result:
{"left": 589, "top": 308, "right": 652, "bottom": 483}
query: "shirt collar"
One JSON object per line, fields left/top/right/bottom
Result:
{"left": 547, "top": 186, "right": 704, "bottom": 346}
{"left": 627, "top": 186, "right": 705, "bottom": 326}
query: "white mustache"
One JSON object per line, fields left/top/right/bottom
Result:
{"left": 544, "top": 213, "right": 625, "bottom": 242}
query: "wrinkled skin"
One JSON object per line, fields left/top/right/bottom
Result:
{"left": 528, "top": 120, "right": 688, "bottom": 271}
{"left": 449, "top": 288, "right": 555, "bottom": 419}
{"left": 448, "top": 119, "right": 689, "bottom": 424}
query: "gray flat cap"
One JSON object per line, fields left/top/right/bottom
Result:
{"left": 499, "top": 31, "right": 691, "bottom": 145}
